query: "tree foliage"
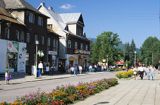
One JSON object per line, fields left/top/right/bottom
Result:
{"left": 123, "top": 39, "right": 136, "bottom": 67}
{"left": 90, "top": 32, "right": 121, "bottom": 65}
{"left": 140, "top": 36, "right": 160, "bottom": 66}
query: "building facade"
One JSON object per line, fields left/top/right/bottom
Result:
{"left": 2, "top": 0, "right": 60, "bottom": 74}
{"left": 38, "top": 3, "right": 90, "bottom": 72}
{"left": 0, "top": 5, "right": 27, "bottom": 74}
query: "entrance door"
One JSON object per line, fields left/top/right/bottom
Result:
{"left": 8, "top": 52, "right": 18, "bottom": 72}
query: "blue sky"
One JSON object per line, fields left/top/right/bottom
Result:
{"left": 27, "top": 0, "right": 160, "bottom": 48}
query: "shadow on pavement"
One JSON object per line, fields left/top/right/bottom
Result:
{"left": 94, "top": 101, "right": 110, "bottom": 105}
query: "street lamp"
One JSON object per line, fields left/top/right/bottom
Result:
{"left": 134, "top": 51, "right": 137, "bottom": 67}
{"left": 37, "top": 50, "right": 44, "bottom": 58}
{"left": 35, "top": 40, "right": 39, "bottom": 75}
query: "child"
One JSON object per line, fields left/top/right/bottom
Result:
{"left": 5, "top": 70, "right": 9, "bottom": 84}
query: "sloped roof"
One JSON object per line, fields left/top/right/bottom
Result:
{"left": 3, "top": 0, "right": 45, "bottom": 16}
{"left": 38, "top": 3, "right": 66, "bottom": 30}
{"left": 59, "top": 13, "right": 82, "bottom": 24}
{"left": 0, "top": 0, "right": 5, "bottom": 8}
{"left": 0, "top": 7, "right": 21, "bottom": 24}
{"left": 47, "top": 8, "right": 66, "bottom": 30}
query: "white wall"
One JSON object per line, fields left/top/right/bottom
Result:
{"left": 0, "top": 39, "right": 7, "bottom": 73}
{"left": 68, "top": 24, "right": 76, "bottom": 35}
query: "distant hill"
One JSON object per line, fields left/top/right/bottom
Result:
{"left": 89, "top": 38, "right": 96, "bottom": 43}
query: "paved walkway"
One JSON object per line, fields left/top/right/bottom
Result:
{"left": 74, "top": 73, "right": 160, "bottom": 105}
{"left": 0, "top": 72, "right": 107, "bottom": 85}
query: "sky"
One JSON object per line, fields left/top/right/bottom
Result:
{"left": 27, "top": 0, "right": 160, "bottom": 48}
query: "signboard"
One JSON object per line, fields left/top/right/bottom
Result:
{"left": 48, "top": 51, "right": 57, "bottom": 55}
{"left": 17, "top": 43, "right": 26, "bottom": 72}
{"left": 8, "top": 41, "right": 19, "bottom": 53}
{"left": 0, "top": 39, "right": 7, "bottom": 73}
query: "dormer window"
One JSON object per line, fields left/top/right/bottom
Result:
{"left": 38, "top": 16, "right": 43, "bottom": 26}
{"left": 16, "top": 30, "right": 19, "bottom": 41}
{"left": 29, "top": 12, "right": 34, "bottom": 23}
{"left": 85, "top": 45, "right": 88, "bottom": 51}
{"left": 75, "top": 42, "right": 78, "bottom": 49}
{"left": 5, "top": 27, "right": 10, "bottom": 39}
{"left": 68, "top": 40, "right": 71, "bottom": 48}
{"left": 80, "top": 43, "right": 83, "bottom": 50}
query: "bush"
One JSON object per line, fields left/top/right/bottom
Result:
{"left": 0, "top": 78, "right": 118, "bottom": 105}
{"left": 116, "top": 69, "right": 134, "bottom": 79}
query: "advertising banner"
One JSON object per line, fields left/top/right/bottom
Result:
{"left": 0, "top": 39, "right": 7, "bottom": 73}
{"left": 8, "top": 41, "right": 19, "bottom": 53}
{"left": 17, "top": 43, "right": 26, "bottom": 73}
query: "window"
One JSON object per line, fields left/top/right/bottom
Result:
{"left": 38, "top": 16, "right": 43, "bottom": 26}
{"left": 75, "top": 42, "right": 78, "bottom": 49}
{"left": 35, "top": 34, "right": 38, "bottom": 42}
{"left": 16, "top": 30, "right": 20, "bottom": 40}
{"left": 85, "top": 45, "right": 88, "bottom": 51}
{"left": 29, "top": 12, "right": 34, "bottom": 23}
{"left": 55, "top": 39, "right": 58, "bottom": 50}
{"left": 42, "top": 36, "right": 44, "bottom": 45}
{"left": 68, "top": 40, "right": 71, "bottom": 48}
{"left": 20, "top": 31, "right": 25, "bottom": 42}
{"left": 26, "top": 33, "right": 30, "bottom": 43}
{"left": 5, "top": 27, "right": 10, "bottom": 39}
{"left": 48, "top": 37, "right": 50, "bottom": 46}
{"left": 80, "top": 43, "right": 83, "bottom": 50}
{"left": 47, "top": 24, "right": 52, "bottom": 29}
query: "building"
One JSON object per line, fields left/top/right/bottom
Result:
{"left": 38, "top": 3, "right": 90, "bottom": 72}
{"left": 0, "top": 3, "right": 27, "bottom": 74}
{"left": 3, "top": 0, "right": 60, "bottom": 75}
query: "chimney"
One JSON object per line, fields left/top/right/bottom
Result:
{"left": 40, "top": 2, "right": 45, "bottom": 6}
{"left": 48, "top": 6, "right": 53, "bottom": 10}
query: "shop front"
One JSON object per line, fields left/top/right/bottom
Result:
{"left": 0, "top": 39, "right": 26, "bottom": 73}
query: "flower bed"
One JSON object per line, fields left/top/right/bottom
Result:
{"left": 116, "top": 69, "right": 133, "bottom": 79}
{"left": 0, "top": 78, "right": 118, "bottom": 105}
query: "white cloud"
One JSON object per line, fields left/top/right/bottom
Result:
{"left": 60, "top": 3, "right": 75, "bottom": 10}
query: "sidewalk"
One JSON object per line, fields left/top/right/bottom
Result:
{"left": 74, "top": 72, "right": 160, "bottom": 105}
{"left": 0, "top": 72, "right": 106, "bottom": 85}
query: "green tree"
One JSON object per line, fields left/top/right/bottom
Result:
{"left": 140, "top": 36, "right": 160, "bottom": 66}
{"left": 124, "top": 40, "right": 136, "bottom": 67}
{"left": 90, "top": 31, "right": 121, "bottom": 65}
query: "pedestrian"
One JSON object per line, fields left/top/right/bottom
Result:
{"left": 79, "top": 65, "right": 83, "bottom": 74}
{"left": 5, "top": 70, "right": 11, "bottom": 84}
{"left": 45, "top": 63, "right": 50, "bottom": 75}
{"left": 89, "top": 65, "right": 92, "bottom": 72}
{"left": 150, "top": 65, "right": 155, "bottom": 80}
{"left": 138, "top": 65, "right": 144, "bottom": 80}
{"left": 38, "top": 61, "right": 43, "bottom": 77}
{"left": 74, "top": 64, "right": 78, "bottom": 75}
{"left": 70, "top": 66, "right": 74, "bottom": 74}
{"left": 145, "top": 66, "right": 150, "bottom": 80}
{"left": 133, "top": 66, "right": 138, "bottom": 80}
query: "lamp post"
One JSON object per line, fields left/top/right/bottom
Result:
{"left": 134, "top": 51, "right": 137, "bottom": 67}
{"left": 106, "top": 55, "right": 109, "bottom": 71}
{"left": 35, "top": 40, "right": 39, "bottom": 77}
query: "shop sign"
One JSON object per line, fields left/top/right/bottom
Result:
{"left": 74, "top": 49, "right": 90, "bottom": 54}
{"left": 7, "top": 41, "right": 19, "bottom": 53}
{"left": 48, "top": 51, "right": 57, "bottom": 55}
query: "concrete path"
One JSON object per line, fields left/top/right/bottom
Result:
{"left": 74, "top": 73, "right": 160, "bottom": 105}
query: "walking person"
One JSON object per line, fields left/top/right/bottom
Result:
{"left": 5, "top": 70, "right": 11, "bottom": 84}
{"left": 79, "top": 65, "right": 83, "bottom": 74}
{"left": 150, "top": 65, "right": 155, "bottom": 80}
{"left": 145, "top": 66, "right": 150, "bottom": 80}
{"left": 133, "top": 66, "right": 138, "bottom": 80}
{"left": 45, "top": 63, "right": 50, "bottom": 75}
{"left": 38, "top": 61, "right": 43, "bottom": 77}
{"left": 138, "top": 65, "right": 144, "bottom": 80}
{"left": 74, "top": 64, "right": 78, "bottom": 75}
